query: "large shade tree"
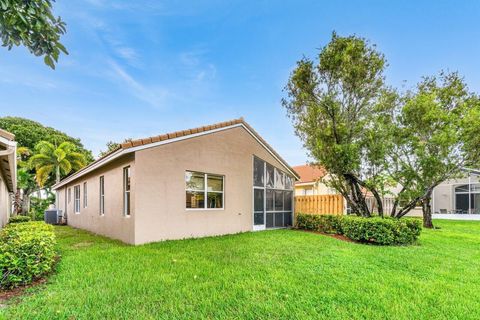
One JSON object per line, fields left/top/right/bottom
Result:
{"left": 283, "top": 32, "right": 396, "bottom": 217}
{"left": 0, "top": 0, "right": 67, "bottom": 68}
{"left": 30, "top": 141, "right": 86, "bottom": 187}
{"left": 0, "top": 117, "right": 94, "bottom": 162}
{"left": 389, "top": 72, "right": 480, "bottom": 227}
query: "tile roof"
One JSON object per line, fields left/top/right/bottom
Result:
{"left": 120, "top": 118, "right": 244, "bottom": 149}
{"left": 53, "top": 118, "right": 299, "bottom": 189}
{"left": 292, "top": 164, "right": 327, "bottom": 183}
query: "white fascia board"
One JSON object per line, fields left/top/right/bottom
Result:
{"left": 295, "top": 182, "right": 316, "bottom": 186}
{"left": 52, "top": 148, "right": 125, "bottom": 190}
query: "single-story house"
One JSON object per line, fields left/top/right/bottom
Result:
{"left": 0, "top": 129, "right": 17, "bottom": 228}
{"left": 432, "top": 168, "right": 480, "bottom": 215}
{"left": 53, "top": 118, "right": 299, "bottom": 245}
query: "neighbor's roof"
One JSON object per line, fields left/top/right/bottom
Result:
{"left": 0, "top": 128, "right": 15, "bottom": 141}
{"left": 53, "top": 118, "right": 299, "bottom": 190}
{"left": 292, "top": 164, "right": 327, "bottom": 184}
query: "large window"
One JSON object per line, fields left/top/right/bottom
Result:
{"left": 83, "top": 182, "right": 88, "bottom": 208}
{"left": 74, "top": 185, "right": 80, "bottom": 213}
{"left": 253, "top": 156, "right": 294, "bottom": 228}
{"left": 186, "top": 171, "right": 224, "bottom": 209}
{"left": 123, "top": 167, "right": 131, "bottom": 216}
{"left": 99, "top": 176, "right": 105, "bottom": 215}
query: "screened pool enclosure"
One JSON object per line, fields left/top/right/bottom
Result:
{"left": 253, "top": 156, "right": 294, "bottom": 230}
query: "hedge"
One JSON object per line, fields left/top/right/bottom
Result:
{"left": 0, "top": 221, "right": 57, "bottom": 289}
{"left": 8, "top": 215, "right": 31, "bottom": 224}
{"left": 295, "top": 213, "right": 422, "bottom": 245}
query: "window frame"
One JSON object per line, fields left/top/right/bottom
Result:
{"left": 185, "top": 171, "right": 225, "bottom": 210}
{"left": 99, "top": 176, "right": 105, "bottom": 215}
{"left": 83, "top": 182, "right": 88, "bottom": 208}
{"left": 73, "top": 185, "right": 81, "bottom": 214}
{"left": 123, "top": 166, "right": 131, "bottom": 216}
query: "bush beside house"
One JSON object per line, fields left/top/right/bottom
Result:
{"left": 296, "top": 214, "right": 422, "bottom": 245}
{"left": 8, "top": 215, "right": 31, "bottom": 224}
{"left": 0, "top": 222, "right": 57, "bottom": 289}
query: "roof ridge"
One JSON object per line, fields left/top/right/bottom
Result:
{"left": 53, "top": 117, "right": 299, "bottom": 189}
{"left": 121, "top": 118, "right": 245, "bottom": 149}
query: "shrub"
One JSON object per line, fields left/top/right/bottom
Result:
{"left": 0, "top": 221, "right": 57, "bottom": 289}
{"left": 8, "top": 215, "right": 31, "bottom": 224}
{"left": 295, "top": 214, "right": 343, "bottom": 234}
{"left": 295, "top": 213, "right": 422, "bottom": 245}
{"left": 341, "top": 216, "right": 422, "bottom": 245}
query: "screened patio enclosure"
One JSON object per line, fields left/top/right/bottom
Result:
{"left": 454, "top": 183, "right": 480, "bottom": 214}
{"left": 253, "top": 156, "right": 294, "bottom": 230}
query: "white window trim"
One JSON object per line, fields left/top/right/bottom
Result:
{"left": 99, "top": 176, "right": 105, "bottom": 215}
{"left": 74, "top": 185, "right": 81, "bottom": 214}
{"left": 83, "top": 182, "right": 88, "bottom": 208}
{"left": 186, "top": 172, "right": 225, "bottom": 211}
{"left": 123, "top": 166, "right": 131, "bottom": 216}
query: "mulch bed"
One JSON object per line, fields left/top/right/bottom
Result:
{"left": 0, "top": 255, "right": 60, "bottom": 305}
{"left": 296, "top": 229, "right": 355, "bottom": 243}
{"left": 0, "top": 278, "right": 47, "bottom": 303}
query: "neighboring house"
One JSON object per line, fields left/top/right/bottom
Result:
{"left": 432, "top": 168, "right": 480, "bottom": 215}
{"left": 0, "top": 129, "right": 17, "bottom": 227}
{"left": 53, "top": 118, "right": 299, "bottom": 245}
{"left": 293, "top": 164, "right": 337, "bottom": 196}
{"left": 293, "top": 164, "right": 398, "bottom": 215}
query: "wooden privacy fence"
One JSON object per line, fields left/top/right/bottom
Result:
{"left": 295, "top": 194, "right": 344, "bottom": 215}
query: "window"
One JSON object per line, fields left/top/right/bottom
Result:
{"left": 68, "top": 188, "right": 71, "bottom": 203}
{"left": 186, "top": 171, "right": 224, "bottom": 209}
{"left": 83, "top": 182, "right": 88, "bottom": 208}
{"left": 64, "top": 189, "right": 68, "bottom": 214}
{"left": 74, "top": 185, "right": 80, "bottom": 213}
{"left": 123, "top": 167, "right": 131, "bottom": 216}
{"left": 99, "top": 176, "right": 105, "bottom": 215}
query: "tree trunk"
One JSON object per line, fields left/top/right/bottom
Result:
{"left": 56, "top": 166, "right": 61, "bottom": 184}
{"left": 422, "top": 190, "right": 434, "bottom": 228}
{"left": 21, "top": 193, "right": 31, "bottom": 215}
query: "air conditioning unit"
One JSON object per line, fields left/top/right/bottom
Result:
{"left": 44, "top": 209, "right": 63, "bottom": 225}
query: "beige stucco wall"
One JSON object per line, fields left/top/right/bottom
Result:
{"left": 57, "top": 155, "right": 135, "bottom": 244}
{"left": 133, "top": 126, "right": 293, "bottom": 244}
{"left": 294, "top": 180, "right": 338, "bottom": 196}
{"left": 0, "top": 176, "right": 10, "bottom": 228}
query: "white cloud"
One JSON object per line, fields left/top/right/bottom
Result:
{"left": 107, "top": 60, "right": 168, "bottom": 109}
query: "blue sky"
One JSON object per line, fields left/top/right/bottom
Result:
{"left": 1, "top": 0, "right": 479, "bottom": 164}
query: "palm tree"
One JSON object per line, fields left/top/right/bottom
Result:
{"left": 30, "top": 141, "right": 87, "bottom": 187}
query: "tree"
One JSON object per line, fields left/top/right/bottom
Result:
{"left": 14, "top": 146, "right": 37, "bottom": 214}
{"left": 30, "top": 141, "right": 86, "bottom": 187}
{"left": 282, "top": 32, "right": 396, "bottom": 217}
{"left": 0, "top": 0, "right": 67, "bottom": 69}
{"left": 99, "top": 138, "right": 132, "bottom": 158}
{"left": 389, "top": 72, "right": 480, "bottom": 227}
{"left": 0, "top": 117, "right": 94, "bottom": 162}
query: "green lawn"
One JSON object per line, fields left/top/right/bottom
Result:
{"left": 1, "top": 220, "right": 480, "bottom": 320}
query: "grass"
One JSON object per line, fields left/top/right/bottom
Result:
{"left": 1, "top": 220, "right": 480, "bottom": 319}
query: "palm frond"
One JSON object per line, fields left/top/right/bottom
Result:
{"left": 59, "top": 159, "right": 72, "bottom": 176}
{"left": 54, "top": 148, "right": 66, "bottom": 162}
{"left": 36, "top": 164, "right": 54, "bottom": 187}
{"left": 58, "top": 142, "right": 76, "bottom": 153}
{"left": 34, "top": 141, "right": 55, "bottom": 155}
{"left": 30, "top": 154, "right": 53, "bottom": 169}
